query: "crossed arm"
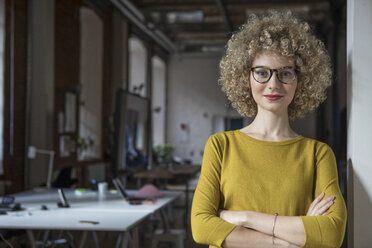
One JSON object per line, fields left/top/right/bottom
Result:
{"left": 191, "top": 137, "right": 346, "bottom": 248}
{"left": 219, "top": 193, "right": 335, "bottom": 247}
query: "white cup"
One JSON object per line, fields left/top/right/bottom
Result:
{"left": 98, "top": 182, "right": 108, "bottom": 199}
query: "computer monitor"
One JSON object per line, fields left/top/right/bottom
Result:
{"left": 112, "top": 89, "right": 149, "bottom": 177}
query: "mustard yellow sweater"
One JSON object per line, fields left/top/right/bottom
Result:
{"left": 191, "top": 130, "right": 347, "bottom": 248}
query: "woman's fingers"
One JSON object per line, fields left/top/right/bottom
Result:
{"left": 306, "top": 192, "right": 324, "bottom": 215}
{"left": 309, "top": 192, "right": 324, "bottom": 208}
{"left": 315, "top": 196, "right": 334, "bottom": 210}
{"left": 311, "top": 197, "right": 333, "bottom": 215}
{"left": 322, "top": 210, "right": 329, "bottom": 216}
{"left": 316, "top": 197, "right": 334, "bottom": 214}
{"left": 315, "top": 192, "right": 325, "bottom": 201}
{"left": 306, "top": 193, "right": 335, "bottom": 216}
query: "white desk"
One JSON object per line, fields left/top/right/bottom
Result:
{"left": 0, "top": 189, "right": 182, "bottom": 248}
{"left": 8, "top": 189, "right": 179, "bottom": 214}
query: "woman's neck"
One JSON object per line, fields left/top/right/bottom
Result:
{"left": 241, "top": 109, "right": 298, "bottom": 141}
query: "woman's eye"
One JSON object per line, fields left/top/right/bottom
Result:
{"left": 255, "top": 70, "right": 268, "bottom": 77}
{"left": 281, "top": 70, "right": 293, "bottom": 77}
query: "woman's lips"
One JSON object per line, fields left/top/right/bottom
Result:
{"left": 264, "top": 95, "right": 283, "bottom": 101}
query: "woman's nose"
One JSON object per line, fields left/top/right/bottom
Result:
{"left": 267, "top": 72, "right": 281, "bottom": 89}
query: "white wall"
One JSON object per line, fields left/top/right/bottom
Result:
{"left": 347, "top": 0, "right": 372, "bottom": 247}
{"left": 167, "top": 53, "right": 227, "bottom": 164}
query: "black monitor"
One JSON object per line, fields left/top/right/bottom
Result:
{"left": 112, "top": 89, "right": 149, "bottom": 177}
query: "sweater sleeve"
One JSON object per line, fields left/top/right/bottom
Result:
{"left": 191, "top": 135, "right": 236, "bottom": 247}
{"left": 300, "top": 144, "right": 347, "bottom": 248}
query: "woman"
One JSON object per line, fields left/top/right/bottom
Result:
{"left": 191, "top": 11, "right": 347, "bottom": 248}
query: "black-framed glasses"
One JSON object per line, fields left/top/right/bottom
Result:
{"left": 250, "top": 66, "right": 297, "bottom": 84}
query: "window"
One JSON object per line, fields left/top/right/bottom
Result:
{"left": 151, "top": 56, "right": 166, "bottom": 146}
{"left": 128, "top": 36, "right": 147, "bottom": 98}
{"left": 78, "top": 7, "right": 103, "bottom": 160}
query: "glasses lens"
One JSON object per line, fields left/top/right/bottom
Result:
{"left": 252, "top": 68, "right": 270, "bottom": 83}
{"left": 278, "top": 68, "right": 296, "bottom": 84}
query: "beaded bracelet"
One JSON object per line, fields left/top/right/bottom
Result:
{"left": 272, "top": 213, "right": 279, "bottom": 245}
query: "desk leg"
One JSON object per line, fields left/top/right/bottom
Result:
{"left": 160, "top": 208, "right": 170, "bottom": 233}
{"left": 42, "top": 230, "right": 51, "bottom": 244}
{"left": 66, "top": 231, "right": 76, "bottom": 248}
{"left": 78, "top": 231, "right": 99, "bottom": 248}
{"left": 120, "top": 231, "right": 130, "bottom": 248}
{"left": 79, "top": 231, "right": 88, "bottom": 248}
{"left": 91, "top": 231, "right": 100, "bottom": 248}
{"left": 115, "top": 233, "right": 122, "bottom": 248}
{"left": 26, "top": 230, "right": 36, "bottom": 248}
{"left": 131, "top": 227, "right": 139, "bottom": 248}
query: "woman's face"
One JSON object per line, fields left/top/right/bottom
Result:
{"left": 250, "top": 51, "right": 297, "bottom": 116}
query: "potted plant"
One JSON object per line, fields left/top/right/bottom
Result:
{"left": 77, "top": 136, "right": 94, "bottom": 160}
{"left": 152, "top": 144, "right": 174, "bottom": 165}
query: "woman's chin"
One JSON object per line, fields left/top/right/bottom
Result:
{"left": 258, "top": 106, "right": 289, "bottom": 116}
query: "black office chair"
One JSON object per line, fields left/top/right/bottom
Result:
{"left": 51, "top": 166, "right": 78, "bottom": 188}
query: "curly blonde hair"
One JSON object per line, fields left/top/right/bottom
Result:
{"left": 219, "top": 11, "right": 332, "bottom": 119}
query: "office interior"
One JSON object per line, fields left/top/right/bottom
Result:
{"left": 0, "top": 0, "right": 371, "bottom": 247}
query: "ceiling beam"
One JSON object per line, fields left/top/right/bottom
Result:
{"left": 135, "top": 1, "right": 329, "bottom": 11}
{"left": 216, "top": 0, "right": 233, "bottom": 33}
{"left": 157, "top": 23, "right": 227, "bottom": 31}
{"left": 169, "top": 32, "right": 228, "bottom": 39}
{"left": 180, "top": 38, "right": 227, "bottom": 45}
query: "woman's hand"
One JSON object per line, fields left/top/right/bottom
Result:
{"left": 306, "top": 192, "right": 335, "bottom": 216}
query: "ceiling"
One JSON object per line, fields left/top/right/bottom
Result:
{"left": 129, "top": 0, "right": 333, "bottom": 53}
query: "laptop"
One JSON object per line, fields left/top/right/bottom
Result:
{"left": 112, "top": 178, "right": 149, "bottom": 203}
{"left": 0, "top": 196, "right": 22, "bottom": 212}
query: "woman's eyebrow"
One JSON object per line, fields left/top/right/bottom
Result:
{"left": 252, "top": 65, "right": 294, "bottom": 69}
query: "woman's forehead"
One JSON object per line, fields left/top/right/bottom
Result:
{"left": 252, "top": 51, "right": 294, "bottom": 67}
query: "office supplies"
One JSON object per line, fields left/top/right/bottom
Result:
{"left": 79, "top": 220, "right": 99, "bottom": 225}
{"left": 98, "top": 182, "right": 108, "bottom": 199}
